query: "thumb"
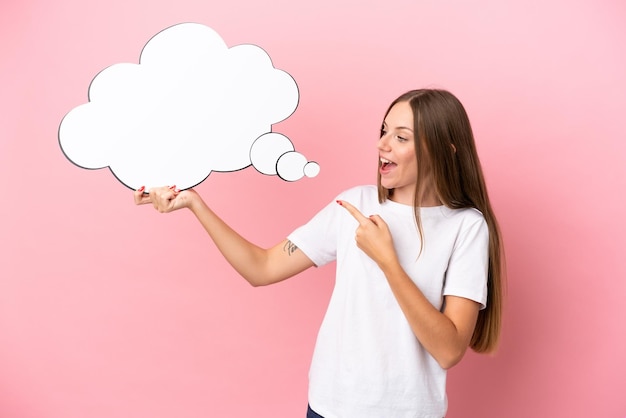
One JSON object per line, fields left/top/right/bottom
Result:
{"left": 368, "top": 214, "right": 387, "bottom": 228}
{"left": 134, "top": 186, "right": 152, "bottom": 205}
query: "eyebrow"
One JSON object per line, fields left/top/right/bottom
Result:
{"left": 383, "top": 121, "right": 414, "bottom": 132}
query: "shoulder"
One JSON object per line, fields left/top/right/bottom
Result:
{"left": 442, "top": 206, "right": 486, "bottom": 225}
{"left": 444, "top": 207, "right": 489, "bottom": 246}
{"left": 428, "top": 207, "right": 488, "bottom": 242}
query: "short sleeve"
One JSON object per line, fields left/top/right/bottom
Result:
{"left": 442, "top": 214, "right": 489, "bottom": 309}
{"left": 287, "top": 199, "right": 340, "bottom": 267}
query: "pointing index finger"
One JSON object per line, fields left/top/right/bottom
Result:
{"left": 337, "top": 200, "right": 369, "bottom": 224}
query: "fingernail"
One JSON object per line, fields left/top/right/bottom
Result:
{"left": 169, "top": 185, "right": 176, "bottom": 190}
{"left": 336, "top": 200, "right": 343, "bottom": 206}
{"left": 138, "top": 186, "right": 145, "bottom": 192}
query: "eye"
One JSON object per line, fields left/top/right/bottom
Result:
{"left": 395, "top": 135, "right": 408, "bottom": 142}
{"left": 380, "top": 127, "right": 387, "bottom": 138}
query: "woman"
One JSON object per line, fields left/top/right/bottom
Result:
{"left": 135, "top": 89, "right": 505, "bottom": 418}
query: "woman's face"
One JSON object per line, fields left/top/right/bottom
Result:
{"left": 378, "top": 101, "right": 418, "bottom": 204}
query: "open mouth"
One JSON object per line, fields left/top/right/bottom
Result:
{"left": 380, "top": 157, "right": 397, "bottom": 171}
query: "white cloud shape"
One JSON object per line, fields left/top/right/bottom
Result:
{"left": 59, "top": 22, "right": 319, "bottom": 190}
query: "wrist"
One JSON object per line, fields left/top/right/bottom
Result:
{"left": 187, "top": 192, "right": 206, "bottom": 214}
{"left": 378, "top": 254, "right": 401, "bottom": 274}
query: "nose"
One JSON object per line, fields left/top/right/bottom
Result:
{"left": 377, "top": 133, "right": 391, "bottom": 151}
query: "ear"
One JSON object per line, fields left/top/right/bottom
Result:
{"left": 450, "top": 143, "right": 457, "bottom": 153}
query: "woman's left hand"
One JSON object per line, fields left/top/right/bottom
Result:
{"left": 337, "top": 200, "right": 399, "bottom": 269}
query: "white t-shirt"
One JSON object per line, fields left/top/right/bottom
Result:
{"left": 288, "top": 185, "right": 489, "bottom": 418}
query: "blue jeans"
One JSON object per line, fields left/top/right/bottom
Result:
{"left": 307, "top": 404, "right": 324, "bottom": 418}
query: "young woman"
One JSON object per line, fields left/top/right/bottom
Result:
{"left": 135, "top": 89, "right": 505, "bottom": 418}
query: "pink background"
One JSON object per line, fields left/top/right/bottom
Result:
{"left": 1, "top": 0, "right": 625, "bottom": 417}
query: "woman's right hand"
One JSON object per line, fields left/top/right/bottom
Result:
{"left": 133, "top": 186, "right": 199, "bottom": 213}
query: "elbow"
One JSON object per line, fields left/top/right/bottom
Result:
{"left": 436, "top": 347, "right": 468, "bottom": 370}
{"left": 234, "top": 265, "right": 274, "bottom": 287}
{"left": 243, "top": 265, "right": 288, "bottom": 287}
{"left": 248, "top": 279, "right": 268, "bottom": 288}
{"left": 245, "top": 276, "right": 265, "bottom": 287}
{"left": 438, "top": 357, "right": 460, "bottom": 371}
{"left": 244, "top": 273, "right": 274, "bottom": 288}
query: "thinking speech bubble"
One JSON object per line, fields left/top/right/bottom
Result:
{"left": 59, "top": 23, "right": 319, "bottom": 191}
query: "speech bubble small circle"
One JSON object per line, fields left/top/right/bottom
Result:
{"left": 250, "top": 133, "right": 295, "bottom": 175}
{"left": 276, "top": 151, "right": 308, "bottom": 182}
{"left": 304, "top": 161, "right": 320, "bottom": 178}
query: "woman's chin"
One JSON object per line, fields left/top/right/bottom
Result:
{"left": 380, "top": 179, "right": 396, "bottom": 190}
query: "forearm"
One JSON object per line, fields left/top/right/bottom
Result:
{"left": 187, "top": 197, "right": 274, "bottom": 286}
{"left": 137, "top": 187, "right": 313, "bottom": 285}
{"left": 380, "top": 260, "right": 476, "bottom": 369}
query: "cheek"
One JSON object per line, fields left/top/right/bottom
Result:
{"left": 400, "top": 148, "right": 417, "bottom": 169}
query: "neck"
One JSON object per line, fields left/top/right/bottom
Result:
{"left": 388, "top": 188, "right": 441, "bottom": 207}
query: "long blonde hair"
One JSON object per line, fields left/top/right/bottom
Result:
{"left": 377, "top": 89, "right": 505, "bottom": 353}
